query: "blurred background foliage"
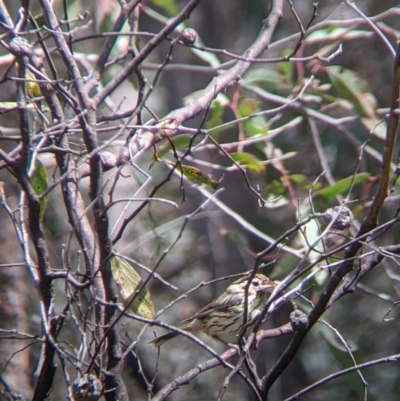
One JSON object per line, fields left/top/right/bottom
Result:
{"left": 1, "top": 0, "right": 400, "bottom": 400}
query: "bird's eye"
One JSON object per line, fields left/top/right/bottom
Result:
{"left": 252, "top": 280, "right": 260, "bottom": 287}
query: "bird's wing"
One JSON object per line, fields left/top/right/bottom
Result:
{"left": 182, "top": 287, "right": 242, "bottom": 322}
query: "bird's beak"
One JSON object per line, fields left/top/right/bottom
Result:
{"left": 258, "top": 280, "right": 281, "bottom": 293}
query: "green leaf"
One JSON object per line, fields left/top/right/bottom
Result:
{"left": 29, "top": 13, "right": 47, "bottom": 28}
{"left": 177, "top": 164, "right": 222, "bottom": 189}
{"left": 150, "top": 0, "right": 179, "bottom": 16}
{"left": 278, "top": 59, "right": 294, "bottom": 84}
{"left": 290, "top": 174, "right": 311, "bottom": 187}
{"left": 325, "top": 66, "right": 377, "bottom": 117}
{"left": 110, "top": 255, "right": 155, "bottom": 319}
{"left": 360, "top": 115, "right": 387, "bottom": 140}
{"left": 266, "top": 179, "right": 286, "bottom": 196}
{"left": 236, "top": 98, "right": 268, "bottom": 136}
{"left": 244, "top": 68, "right": 293, "bottom": 95}
{"left": 205, "top": 94, "right": 230, "bottom": 137}
{"left": 26, "top": 71, "right": 42, "bottom": 97}
{"left": 307, "top": 27, "right": 370, "bottom": 41}
{"left": 30, "top": 159, "right": 48, "bottom": 220}
{"left": 205, "top": 116, "right": 223, "bottom": 134}
{"left": 231, "top": 152, "right": 265, "bottom": 173}
{"left": 243, "top": 116, "right": 268, "bottom": 137}
{"left": 245, "top": 68, "right": 285, "bottom": 92}
{"left": 238, "top": 98, "right": 261, "bottom": 117}
{"left": 290, "top": 174, "right": 322, "bottom": 191}
{"left": 184, "top": 91, "right": 228, "bottom": 108}
{"left": 314, "top": 173, "right": 370, "bottom": 202}
{"left": 210, "top": 99, "right": 224, "bottom": 119}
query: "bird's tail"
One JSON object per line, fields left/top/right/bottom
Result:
{"left": 149, "top": 331, "right": 180, "bottom": 348}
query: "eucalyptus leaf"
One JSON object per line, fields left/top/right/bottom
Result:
{"left": 177, "top": 164, "right": 222, "bottom": 189}
{"left": 110, "top": 255, "right": 155, "bottom": 319}
{"left": 325, "top": 66, "right": 378, "bottom": 119}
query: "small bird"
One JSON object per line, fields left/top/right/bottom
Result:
{"left": 150, "top": 273, "right": 279, "bottom": 347}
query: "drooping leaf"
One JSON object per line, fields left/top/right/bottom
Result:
{"left": 325, "top": 66, "right": 385, "bottom": 138}
{"left": 110, "top": 255, "right": 155, "bottom": 319}
{"left": 30, "top": 159, "right": 48, "bottom": 220}
{"left": 314, "top": 173, "right": 370, "bottom": 202}
{"left": 152, "top": 154, "right": 222, "bottom": 189}
{"left": 325, "top": 66, "right": 372, "bottom": 115}
{"left": 177, "top": 163, "right": 222, "bottom": 189}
